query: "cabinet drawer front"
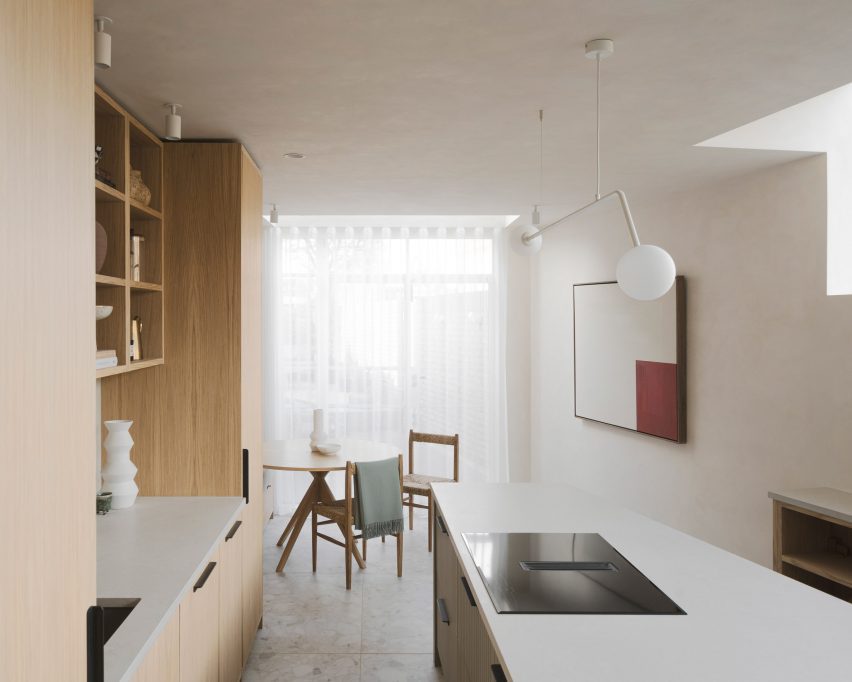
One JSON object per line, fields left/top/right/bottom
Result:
{"left": 180, "top": 550, "right": 221, "bottom": 682}
{"left": 434, "top": 511, "right": 459, "bottom": 680}
{"left": 458, "top": 573, "right": 500, "bottom": 682}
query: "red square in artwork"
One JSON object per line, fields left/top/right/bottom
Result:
{"left": 636, "top": 361, "right": 679, "bottom": 441}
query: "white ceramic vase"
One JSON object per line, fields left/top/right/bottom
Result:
{"left": 309, "top": 409, "right": 327, "bottom": 452}
{"left": 102, "top": 420, "right": 138, "bottom": 509}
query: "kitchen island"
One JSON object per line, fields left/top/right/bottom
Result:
{"left": 97, "top": 496, "right": 244, "bottom": 681}
{"left": 432, "top": 483, "right": 852, "bottom": 681}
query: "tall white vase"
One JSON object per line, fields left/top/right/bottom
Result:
{"left": 309, "top": 409, "right": 327, "bottom": 451}
{"left": 102, "top": 420, "right": 138, "bottom": 509}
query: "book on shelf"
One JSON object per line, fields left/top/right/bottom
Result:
{"left": 96, "top": 349, "right": 117, "bottom": 359}
{"left": 96, "top": 355, "right": 118, "bottom": 370}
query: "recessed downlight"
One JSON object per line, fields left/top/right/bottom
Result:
{"left": 283, "top": 152, "right": 305, "bottom": 159}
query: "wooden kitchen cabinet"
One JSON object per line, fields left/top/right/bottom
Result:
{"left": 219, "top": 515, "right": 244, "bottom": 681}
{"left": 131, "top": 609, "right": 179, "bottom": 682}
{"left": 434, "top": 503, "right": 502, "bottom": 682}
{"left": 434, "top": 512, "right": 460, "bottom": 681}
{"left": 102, "top": 142, "right": 264, "bottom": 670}
{"left": 181, "top": 551, "right": 221, "bottom": 682}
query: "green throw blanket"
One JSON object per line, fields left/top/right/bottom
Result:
{"left": 354, "top": 457, "right": 404, "bottom": 540}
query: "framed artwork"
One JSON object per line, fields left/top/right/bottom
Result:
{"left": 573, "top": 276, "right": 685, "bottom": 443}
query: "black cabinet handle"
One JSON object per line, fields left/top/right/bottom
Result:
{"left": 460, "top": 575, "right": 476, "bottom": 607}
{"left": 491, "top": 663, "right": 508, "bottom": 682}
{"left": 193, "top": 562, "right": 217, "bottom": 592}
{"left": 242, "top": 449, "right": 250, "bottom": 503}
{"left": 225, "top": 520, "right": 242, "bottom": 541}
{"left": 436, "top": 597, "right": 450, "bottom": 624}
{"left": 87, "top": 605, "right": 104, "bottom": 682}
{"left": 437, "top": 515, "right": 448, "bottom": 535}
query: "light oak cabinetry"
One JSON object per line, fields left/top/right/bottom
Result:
{"left": 220, "top": 516, "right": 245, "bottom": 681}
{"left": 1, "top": 1, "right": 95, "bottom": 680}
{"left": 131, "top": 610, "right": 179, "bottom": 682}
{"left": 181, "top": 552, "right": 221, "bottom": 682}
{"left": 433, "top": 507, "right": 504, "bottom": 682}
{"left": 102, "top": 142, "right": 264, "bottom": 670}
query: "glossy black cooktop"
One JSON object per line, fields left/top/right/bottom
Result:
{"left": 462, "top": 532, "right": 685, "bottom": 615}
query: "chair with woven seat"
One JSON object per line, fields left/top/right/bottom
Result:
{"left": 403, "top": 430, "right": 459, "bottom": 551}
{"left": 312, "top": 455, "right": 404, "bottom": 589}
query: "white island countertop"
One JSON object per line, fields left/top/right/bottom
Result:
{"left": 433, "top": 483, "right": 852, "bottom": 682}
{"left": 97, "top": 496, "right": 244, "bottom": 682}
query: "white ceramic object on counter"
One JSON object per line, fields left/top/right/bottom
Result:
{"left": 96, "top": 305, "right": 113, "bottom": 320}
{"left": 315, "top": 442, "right": 341, "bottom": 455}
{"left": 309, "top": 408, "right": 328, "bottom": 451}
{"left": 101, "top": 420, "right": 138, "bottom": 509}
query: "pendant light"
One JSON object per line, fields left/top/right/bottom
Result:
{"left": 163, "top": 104, "right": 182, "bottom": 141}
{"left": 94, "top": 16, "right": 113, "bottom": 70}
{"left": 269, "top": 204, "right": 279, "bottom": 224}
{"left": 511, "top": 110, "right": 545, "bottom": 255}
{"left": 517, "top": 39, "right": 676, "bottom": 301}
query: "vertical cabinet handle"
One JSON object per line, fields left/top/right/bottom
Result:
{"left": 87, "top": 605, "right": 104, "bottom": 682}
{"left": 242, "top": 449, "right": 250, "bottom": 503}
{"left": 460, "top": 575, "right": 476, "bottom": 607}
{"left": 436, "top": 597, "right": 450, "bottom": 624}
{"left": 193, "top": 562, "right": 217, "bottom": 592}
{"left": 491, "top": 663, "right": 508, "bottom": 682}
{"left": 225, "top": 520, "right": 242, "bottom": 541}
{"left": 437, "top": 515, "right": 448, "bottom": 535}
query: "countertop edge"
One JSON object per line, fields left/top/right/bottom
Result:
{"left": 105, "top": 498, "right": 244, "bottom": 682}
{"left": 768, "top": 488, "right": 852, "bottom": 525}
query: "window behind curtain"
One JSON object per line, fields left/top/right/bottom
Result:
{"left": 263, "top": 218, "right": 509, "bottom": 512}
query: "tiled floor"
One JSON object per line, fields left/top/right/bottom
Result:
{"left": 244, "top": 506, "right": 441, "bottom": 681}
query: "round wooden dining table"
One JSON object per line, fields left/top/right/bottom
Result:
{"left": 263, "top": 438, "right": 400, "bottom": 572}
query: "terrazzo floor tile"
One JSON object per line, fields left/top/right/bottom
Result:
{"left": 360, "top": 654, "right": 442, "bottom": 681}
{"left": 243, "top": 653, "right": 361, "bottom": 682}
{"left": 361, "top": 574, "right": 434, "bottom": 654}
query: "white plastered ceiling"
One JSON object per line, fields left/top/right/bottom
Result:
{"left": 93, "top": 0, "right": 852, "bottom": 218}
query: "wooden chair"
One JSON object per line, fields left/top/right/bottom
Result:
{"left": 312, "top": 455, "right": 404, "bottom": 589}
{"left": 403, "top": 430, "right": 459, "bottom": 552}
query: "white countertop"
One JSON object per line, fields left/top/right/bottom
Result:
{"left": 97, "top": 496, "right": 244, "bottom": 682}
{"left": 769, "top": 487, "right": 852, "bottom": 525}
{"left": 433, "top": 483, "right": 852, "bottom": 682}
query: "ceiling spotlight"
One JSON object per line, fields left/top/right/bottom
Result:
{"left": 163, "top": 104, "right": 182, "bottom": 141}
{"left": 270, "top": 204, "right": 279, "bottom": 224}
{"left": 283, "top": 152, "right": 305, "bottom": 159}
{"left": 94, "top": 16, "right": 113, "bottom": 70}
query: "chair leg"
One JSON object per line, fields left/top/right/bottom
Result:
{"left": 381, "top": 535, "right": 385, "bottom": 543}
{"left": 362, "top": 537, "right": 367, "bottom": 561}
{"left": 427, "top": 494, "right": 434, "bottom": 553}
{"left": 408, "top": 494, "right": 414, "bottom": 530}
{"left": 396, "top": 532, "right": 403, "bottom": 577}
{"left": 345, "top": 527, "right": 353, "bottom": 590}
{"left": 311, "top": 507, "right": 317, "bottom": 573}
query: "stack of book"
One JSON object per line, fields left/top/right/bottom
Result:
{"left": 96, "top": 349, "right": 118, "bottom": 370}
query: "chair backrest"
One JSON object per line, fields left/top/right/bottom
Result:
{"left": 409, "top": 430, "right": 459, "bottom": 482}
{"left": 345, "top": 455, "right": 404, "bottom": 520}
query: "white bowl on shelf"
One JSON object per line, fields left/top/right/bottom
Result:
{"left": 96, "top": 305, "right": 113, "bottom": 321}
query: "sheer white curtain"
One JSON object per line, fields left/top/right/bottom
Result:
{"left": 262, "top": 216, "right": 510, "bottom": 514}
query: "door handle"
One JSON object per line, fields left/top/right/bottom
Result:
{"left": 436, "top": 597, "right": 450, "bottom": 625}
{"left": 193, "top": 562, "right": 217, "bottom": 592}
{"left": 437, "top": 515, "right": 448, "bottom": 535}
{"left": 225, "top": 520, "right": 242, "bottom": 541}
{"left": 460, "top": 575, "right": 476, "bottom": 607}
{"left": 242, "top": 449, "right": 249, "bottom": 503}
{"left": 87, "top": 605, "right": 104, "bottom": 682}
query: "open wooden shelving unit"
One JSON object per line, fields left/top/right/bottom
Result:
{"left": 772, "top": 489, "right": 852, "bottom": 602}
{"left": 95, "top": 85, "right": 164, "bottom": 379}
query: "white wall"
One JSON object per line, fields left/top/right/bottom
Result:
{"left": 528, "top": 154, "right": 852, "bottom": 566}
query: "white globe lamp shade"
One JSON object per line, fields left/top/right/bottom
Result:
{"left": 508, "top": 223, "right": 542, "bottom": 255}
{"left": 616, "top": 244, "right": 676, "bottom": 300}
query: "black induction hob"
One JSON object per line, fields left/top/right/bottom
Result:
{"left": 461, "top": 532, "right": 685, "bottom": 615}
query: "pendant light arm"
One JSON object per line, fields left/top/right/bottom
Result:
{"left": 521, "top": 189, "right": 641, "bottom": 247}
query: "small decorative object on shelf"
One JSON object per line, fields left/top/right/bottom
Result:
{"left": 130, "top": 232, "right": 145, "bottom": 281}
{"left": 95, "top": 305, "right": 113, "bottom": 321}
{"left": 95, "top": 144, "right": 116, "bottom": 187}
{"left": 96, "top": 491, "right": 112, "bottom": 515}
{"left": 96, "top": 349, "right": 117, "bottom": 370}
{"left": 129, "top": 168, "right": 152, "bottom": 205}
{"left": 101, "top": 420, "right": 138, "bottom": 509}
{"left": 309, "top": 408, "right": 328, "bottom": 452}
{"left": 130, "top": 315, "right": 142, "bottom": 361}
{"left": 96, "top": 220, "right": 107, "bottom": 272}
